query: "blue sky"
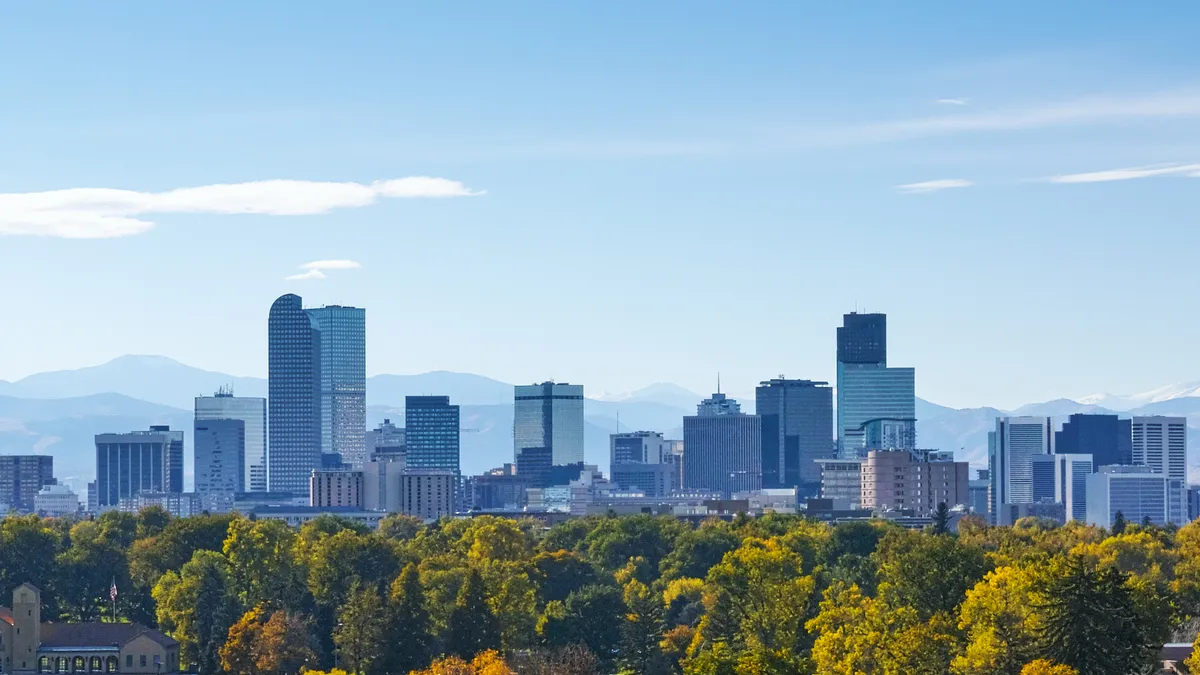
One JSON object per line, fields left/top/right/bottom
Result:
{"left": 1, "top": 2, "right": 1199, "bottom": 409}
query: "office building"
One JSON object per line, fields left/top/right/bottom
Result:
{"left": 1086, "top": 465, "right": 1186, "bottom": 528}
{"left": 988, "top": 417, "right": 1053, "bottom": 525}
{"left": 268, "top": 294, "right": 321, "bottom": 498}
{"left": 305, "top": 305, "right": 367, "bottom": 469}
{"left": 610, "top": 431, "right": 675, "bottom": 497}
{"left": 95, "top": 426, "right": 184, "bottom": 509}
{"left": 815, "top": 458, "right": 864, "bottom": 509}
{"left": 682, "top": 393, "right": 762, "bottom": 498}
{"left": 310, "top": 469, "right": 364, "bottom": 508}
{"left": 34, "top": 484, "right": 81, "bottom": 517}
{"left": 86, "top": 481, "right": 98, "bottom": 514}
{"left": 514, "top": 382, "right": 585, "bottom": 466}
{"left": 756, "top": 378, "right": 834, "bottom": 496}
{"left": 472, "top": 465, "right": 529, "bottom": 511}
{"left": 861, "top": 417, "right": 917, "bottom": 452}
{"left": 405, "top": 396, "right": 461, "bottom": 473}
{"left": 195, "top": 388, "right": 266, "bottom": 492}
{"left": 368, "top": 418, "right": 406, "bottom": 457}
{"left": 401, "top": 470, "right": 456, "bottom": 521}
{"left": 117, "top": 491, "right": 201, "bottom": 518}
{"left": 363, "top": 453, "right": 406, "bottom": 512}
{"left": 194, "top": 418, "right": 246, "bottom": 513}
{"left": 0, "top": 455, "right": 55, "bottom": 513}
{"left": 860, "top": 450, "right": 969, "bottom": 514}
{"left": 1032, "top": 453, "right": 1093, "bottom": 522}
{"left": 1132, "top": 416, "right": 1187, "bottom": 482}
{"left": 968, "top": 469, "right": 990, "bottom": 518}
{"left": 836, "top": 312, "right": 916, "bottom": 459}
{"left": 1055, "top": 414, "right": 1131, "bottom": 469}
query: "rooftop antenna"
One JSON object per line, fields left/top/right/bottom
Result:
{"left": 717, "top": 372, "right": 721, "bottom": 395}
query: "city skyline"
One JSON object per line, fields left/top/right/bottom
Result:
{"left": 3, "top": 4, "right": 1200, "bottom": 410}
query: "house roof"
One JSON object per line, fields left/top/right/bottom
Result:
{"left": 0, "top": 607, "right": 13, "bottom": 626}
{"left": 39, "top": 623, "right": 178, "bottom": 649}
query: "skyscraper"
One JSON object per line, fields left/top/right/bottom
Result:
{"left": 1032, "top": 453, "right": 1093, "bottom": 522}
{"left": 405, "top": 396, "right": 461, "bottom": 473}
{"left": 0, "top": 456, "right": 54, "bottom": 513}
{"left": 755, "top": 378, "right": 834, "bottom": 496}
{"left": 1055, "top": 414, "right": 1131, "bottom": 468}
{"left": 95, "top": 426, "right": 184, "bottom": 508}
{"left": 514, "top": 382, "right": 584, "bottom": 467}
{"left": 194, "top": 418, "right": 245, "bottom": 513}
{"left": 305, "top": 305, "right": 367, "bottom": 469}
{"left": 610, "top": 431, "right": 675, "bottom": 497}
{"left": 1086, "top": 465, "right": 1187, "bottom": 528}
{"left": 195, "top": 389, "right": 266, "bottom": 492}
{"left": 989, "top": 416, "right": 1053, "bottom": 525}
{"left": 268, "top": 294, "right": 321, "bottom": 498}
{"left": 682, "top": 393, "right": 761, "bottom": 498}
{"left": 1132, "top": 416, "right": 1187, "bottom": 482}
{"left": 836, "top": 312, "right": 915, "bottom": 458}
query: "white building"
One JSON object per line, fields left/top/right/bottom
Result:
{"left": 33, "top": 484, "right": 81, "bottom": 517}
{"left": 1032, "top": 453, "right": 1093, "bottom": 522}
{"left": 1132, "top": 416, "right": 1187, "bottom": 482}
{"left": 1086, "top": 465, "right": 1186, "bottom": 528}
{"left": 815, "top": 458, "right": 864, "bottom": 509}
{"left": 195, "top": 390, "right": 267, "bottom": 492}
{"left": 989, "top": 417, "right": 1053, "bottom": 525}
{"left": 514, "top": 382, "right": 584, "bottom": 466}
{"left": 363, "top": 453, "right": 406, "bottom": 512}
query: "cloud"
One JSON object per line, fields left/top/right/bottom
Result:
{"left": 285, "top": 269, "right": 328, "bottom": 282}
{"left": 1046, "top": 162, "right": 1200, "bottom": 184}
{"left": 896, "top": 179, "right": 974, "bottom": 194}
{"left": 936, "top": 98, "right": 969, "bottom": 106}
{"left": 286, "top": 259, "right": 362, "bottom": 281}
{"left": 0, "top": 177, "right": 482, "bottom": 239}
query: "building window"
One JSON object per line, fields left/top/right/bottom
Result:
{"left": 106, "top": 655, "right": 119, "bottom": 672}
{"left": 74, "top": 656, "right": 85, "bottom": 671}
{"left": 91, "top": 657, "right": 102, "bottom": 671}
{"left": 38, "top": 656, "right": 50, "bottom": 673}
{"left": 126, "top": 654, "right": 133, "bottom": 668}
{"left": 58, "top": 657, "right": 69, "bottom": 672}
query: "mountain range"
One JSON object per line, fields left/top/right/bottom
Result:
{"left": 2, "top": 355, "right": 1199, "bottom": 491}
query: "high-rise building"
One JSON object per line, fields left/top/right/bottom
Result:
{"left": 682, "top": 393, "right": 761, "bottom": 498}
{"left": 363, "top": 453, "right": 406, "bottom": 512}
{"left": 860, "top": 450, "right": 969, "bottom": 513}
{"left": 609, "top": 431, "right": 675, "bottom": 497}
{"left": 405, "top": 396, "right": 461, "bottom": 473}
{"left": 195, "top": 389, "right": 266, "bottom": 492}
{"left": 0, "top": 455, "right": 55, "bottom": 513}
{"left": 401, "top": 470, "right": 457, "bottom": 521}
{"left": 94, "top": 426, "right": 185, "bottom": 509}
{"left": 988, "top": 417, "right": 1053, "bottom": 525}
{"left": 1055, "top": 414, "right": 1131, "bottom": 468}
{"left": 367, "top": 418, "right": 406, "bottom": 457}
{"left": 514, "top": 382, "right": 584, "bottom": 467}
{"left": 861, "top": 417, "right": 917, "bottom": 451}
{"left": 835, "top": 313, "right": 915, "bottom": 459}
{"left": 1086, "top": 465, "right": 1187, "bottom": 528}
{"left": 1032, "top": 453, "right": 1093, "bottom": 522}
{"left": 1132, "top": 416, "right": 1187, "bottom": 482}
{"left": 194, "top": 418, "right": 246, "bottom": 513}
{"left": 310, "top": 469, "right": 364, "bottom": 508}
{"left": 968, "top": 469, "right": 990, "bottom": 517}
{"left": 756, "top": 378, "right": 834, "bottom": 496}
{"left": 268, "top": 294, "right": 321, "bottom": 498}
{"left": 305, "top": 305, "right": 367, "bottom": 469}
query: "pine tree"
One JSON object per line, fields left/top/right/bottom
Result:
{"left": 932, "top": 503, "right": 951, "bottom": 535}
{"left": 1112, "top": 511, "right": 1127, "bottom": 535}
{"left": 334, "top": 585, "right": 387, "bottom": 675}
{"left": 385, "top": 563, "right": 434, "bottom": 674}
{"left": 447, "top": 569, "right": 501, "bottom": 659}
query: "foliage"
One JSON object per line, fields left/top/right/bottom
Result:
{"left": 1018, "top": 660, "right": 1078, "bottom": 675}
{"left": 447, "top": 569, "right": 502, "bottom": 659}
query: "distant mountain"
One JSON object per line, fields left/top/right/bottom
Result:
{"left": 368, "top": 371, "right": 513, "bottom": 407}
{"left": 1010, "top": 399, "right": 1115, "bottom": 417}
{"left": 1079, "top": 381, "right": 1200, "bottom": 411}
{"left": 594, "top": 383, "right": 707, "bottom": 411}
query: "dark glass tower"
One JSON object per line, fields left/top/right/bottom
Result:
{"left": 95, "top": 426, "right": 184, "bottom": 507}
{"left": 268, "top": 294, "right": 321, "bottom": 498}
{"left": 756, "top": 378, "right": 834, "bottom": 497}
{"left": 405, "top": 396, "right": 461, "bottom": 473}
{"left": 1055, "top": 414, "right": 1131, "bottom": 468}
{"left": 837, "top": 312, "right": 887, "bottom": 366}
{"left": 306, "top": 305, "right": 367, "bottom": 469}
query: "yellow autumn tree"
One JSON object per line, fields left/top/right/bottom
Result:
{"left": 1018, "top": 659, "right": 1078, "bottom": 675}
{"left": 952, "top": 565, "right": 1043, "bottom": 675}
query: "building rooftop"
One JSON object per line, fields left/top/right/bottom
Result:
{"left": 36, "top": 622, "right": 177, "bottom": 649}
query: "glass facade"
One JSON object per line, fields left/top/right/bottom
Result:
{"left": 836, "top": 364, "right": 915, "bottom": 458}
{"left": 1055, "top": 414, "right": 1131, "bottom": 468}
{"left": 0, "top": 455, "right": 54, "bottom": 513}
{"left": 1086, "top": 467, "right": 1186, "bottom": 527}
{"left": 1031, "top": 453, "right": 1093, "bottom": 522}
{"left": 989, "top": 416, "right": 1053, "bottom": 524}
{"left": 195, "top": 393, "right": 266, "bottom": 492}
{"left": 755, "top": 378, "right": 834, "bottom": 496}
{"left": 268, "top": 294, "right": 321, "bottom": 498}
{"left": 405, "top": 396, "right": 460, "bottom": 472}
{"left": 94, "top": 426, "right": 183, "bottom": 507}
{"left": 305, "top": 305, "right": 367, "bottom": 469}
{"left": 682, "top": 393, "right": 762, "bottom": 498}
{"left": 836, "top": 312, "right": 886, "bottom": 365}
{"left": 194, "top": 418, "right": 245, "bottom": 512}
{"left": 513, "top": 382, "right": 584, "bottom": 466}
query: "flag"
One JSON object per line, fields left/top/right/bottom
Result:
{"left": 110, "top": 579, "right": 117, "bottom": 602}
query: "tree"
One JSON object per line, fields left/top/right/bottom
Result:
{"left": 952, "top": 565, "right": 1043, "bottom": 675}
{"left": 447, "top": 569, "right": 502, "bottom": 659}
{"left": 152, "top": 550, "right": 240, "bottom": 675}
{"left": 385, "top": 563, "right": 434, "bottom": 674}
{"left": 1037, "top": 557, "right": 1158, "bottom": 675}
{"left": 875, "top": 528, "right": 990, "bottom": 619}
{"left": 377, "top": 514, "right": 423, "bottom": 541}
{"left": 254, "top": 610, "right": 319, "bottom": 675}
{"left": 1019, "top": 660, "right": 1078, "bottom": 675}
{"left": 621, "top": 577, "right": 666, "bottom": 674}
{"left": 221, "top": 607, "right": 265, "bottom": 675}
{"left": 510, "top": 646, "right": 600, "bottom": 675}
{"left": 538, "top": 584, "right": 625, "bottom": 665}
{"left": 1185, "top": 630, "right": 1200, "bottom": 674}
{"left": 531, "top": 550, "right": 598, "bottom": 605}
{"left": 223, "top": 517, "right": 307, "bottom": 612}
{"left": 658, "top": 521, "right": 739, "bottom": 582}
{"left": 304, "top": 530, "right": 400, "bottom": 611}
{"left": 933, "top": 502, "right": 951, "bottom": 535}
{"left": 1112, "top": 511, "right": 1126, "bottom": 535}
{"left": 335, "top": 585, "right": 388, "bottom": 675}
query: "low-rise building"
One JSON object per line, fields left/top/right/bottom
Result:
{"left": 310, "top": 469, "right": 364, "bottom": 508}
{"left": 401, "top": 470, "right": 457, "bottom": 521}
{"left": 1086, "top": 465, "right": 1187, "bottom": 528}
{"left": 249, "top": 505, "right": 385, "bottom": 528}
{"left": 116, "top": 492, "right": 201, "bottom": 518}
{"left": 815, "top": 458, "right": 864, "bottom": 509}
{"left": 860, "top": 449, "right": 969, "bottom": 514}
{"left": 33, "top": 485, "right": 81, "bottom": 518}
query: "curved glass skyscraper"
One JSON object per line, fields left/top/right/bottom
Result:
{"left": 268, "top": 294, "right": 321, "bottom": 497}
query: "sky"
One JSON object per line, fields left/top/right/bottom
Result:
{"left": 1, "top": 2, "right": 1199, "bottom": 410}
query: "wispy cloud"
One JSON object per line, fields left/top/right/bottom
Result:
{"left": 0, "top": 177, "right": 482, "bottom": 239}
{"left": 1047, "top": 162, "right": 1200, "bottom": 184}
{"left": 936, "top": 98, "right": 969, "bottom": 106}
{"left": 285, "top": 259, "right": 362, "bottom": 281}
{"left": 896, "top": 179, "right": 974, "bottom": 194}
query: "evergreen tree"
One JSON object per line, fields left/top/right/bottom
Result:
{"left": 1112, "top": 511, "right": 1126, "bottom": 535}
{"left": 932, "top": 503, "right": 951, "bottom": 535}
{"left": 334, "top": 585, "right": 388, "bottom": 675}
{"left": 447, "top": 569, "right": 501, "bottom": 659}
{"left": 386, "top": 563, "right": 434, "bottom": 674}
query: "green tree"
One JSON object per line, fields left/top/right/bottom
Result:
{"left": 152, "top": 550, "right": 240, "bottom": 675}
{"left": 538, "top": 584, "right": 625, "bottom": 665}
{"left": 304, "top": 530, "right": 400, "bottom": 610}
{"left": 255, "top": 610, "right": 320, "bottom": 675}
{"left": 385, "top": 563, "right": 434, "bottom": 674}
{"left": 933, "top": 502, "right": 951, "bottom": 535}
{"left": 658, "top": 521, "right": 739, "bottom": 582}
{"left": 335, "top": 585, "right": 388, "bottom": 675}
{"left": 875, "top": 528, "right": 990, "bottom": 619}
{"left": 531, "top": 550, "right": 598, "bottom": 605}
{"left": 447, "top": 569, "right": 501, "bottom": 659}
{"left": 621, "top": 576, "right": 667, "bottom": 675}
{"left": 1111, "top": 511, "right": 1126, "bottom": 535}
{"left": 377, "top": 514, "right": 423, "bottom": 541}
{"left": 223, "top": 516, "right": 308, "bottom": 612}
